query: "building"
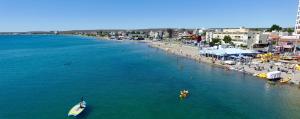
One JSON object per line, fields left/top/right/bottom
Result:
{"left": 206, "top": 27, "right": 268, "bottom": 49}
{"left": 295, "top": 0, "right": 300, "bottom": 35}
{"left": 148, "top": 31, "right": 155, "bottom": 40}
{"left": 276, "top": 36, "right": 300, "bottom": 53}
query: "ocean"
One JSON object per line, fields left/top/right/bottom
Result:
{"left": 0, "top": 35, "right": 300, "bottom": 119}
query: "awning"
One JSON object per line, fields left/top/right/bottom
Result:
{"left": 200, "top": 48, "right": 258, "bottom": 56}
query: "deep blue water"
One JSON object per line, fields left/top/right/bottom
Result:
{"left": 0, "top": 35, "right": 300, "bottom": 119}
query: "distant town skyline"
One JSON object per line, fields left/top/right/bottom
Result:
{"left": 0, "top": 0, "right": 298, "bottom": 32}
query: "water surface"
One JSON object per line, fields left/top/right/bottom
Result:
{"left": 0, "top": 35, "right": 300, "bottom": 119}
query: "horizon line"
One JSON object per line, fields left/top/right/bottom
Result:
{"left": 0, "top": 26, "right": 295, "bottom": 33}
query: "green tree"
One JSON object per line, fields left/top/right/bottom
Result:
{"left": 209, "top": 42, "right": 215, "bottom": 47}
{"left": 223, "top": 36, "right": 232, "bottom": 43}
{"left": 167, "top": 29, "right": 174, "bottom": 38}
{"left": 97, "top": 31, "right": 102, "bottom": 36}
{"left": 268, "top": 24, "right": 282, "bottom": 31}
{"left": 253, "top": 28, "right": 260, "bottom": 31}
{"left": 213, "top": 38, "right": 221, "bottom": 44}
{"left": 209, "top": 38, "right": 221, "bottom": 47}
{"left": 286, "top": 28, "right": 294, "bottom": 34}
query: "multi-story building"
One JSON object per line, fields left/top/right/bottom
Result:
{"left": 295, "top": 0, "right": 300, "bottom": 35}
{"left": 206, "top": 27, "right": 268, "bottom": 49}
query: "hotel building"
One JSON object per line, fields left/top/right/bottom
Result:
{"left": 206, "top": 27, "right": 268, "bottom": 49}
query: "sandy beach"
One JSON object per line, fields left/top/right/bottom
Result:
{"left": 92, "top": 36, "right": 300, "bottom": 85}
{"left": 144, "top": 40, "right": 300, "bottom": 85}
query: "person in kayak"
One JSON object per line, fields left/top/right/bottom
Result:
{"left": 179, "top": 90, "right": 189, "bottom": 99}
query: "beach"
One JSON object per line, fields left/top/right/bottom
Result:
{"left": 143, "top": 40, "right": 300, "bottom": 84}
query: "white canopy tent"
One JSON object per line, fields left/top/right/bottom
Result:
{"left": 200, "top": 48, "right": 258, "bottom": 56}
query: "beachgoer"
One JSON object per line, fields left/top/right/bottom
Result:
{"left": 80, "top": 97, "right": 85, "bottom": 108}
{"left": 80, "top": 102, "right": 84, "bottom": 108}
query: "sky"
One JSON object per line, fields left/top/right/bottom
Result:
{"left": 0, "top": 0, "right": 298, "bottom": 32}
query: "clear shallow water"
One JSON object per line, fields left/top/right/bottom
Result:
{"left": 0, "top": 35, "right": 300, "bottom": 119}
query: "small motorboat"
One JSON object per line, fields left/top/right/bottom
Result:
{"left": 68, "top": 98, "right": 86, "bottom": 117}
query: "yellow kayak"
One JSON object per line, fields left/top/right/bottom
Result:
{"left": 257, "top": 73, "right": 267, "bottom": 79}
{"left": 280, "top": 77, "right": 291, "bottom": 83}
{"left": 68, "top": 101, "right": 86, "bottom": 116}
{"left": 296, "top": 65, "right": 300, "bottom": 71}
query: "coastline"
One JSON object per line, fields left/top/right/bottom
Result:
{"left": 89, "top": 36, "right": 300, "bottom": 86}
{"left": 144, "top": 40, "right": 228, "bottom": 67}
{"left": 2, "top": 34, "right": 300, "bottom": 118}
{"left": 144, "top": 40, "right": 300, "bottom": 84}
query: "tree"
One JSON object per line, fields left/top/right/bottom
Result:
{"left": 268, "top": 24, "right": 282, "bottom": 32}
{"left": 253, "top": 28, "right": 260, "bottom": 31}
{"left": 239, "top": 44, "right": 247, "bottom": 48}
{"left": 286, "top": 28, "right": 294, "bottom": 34}
{"left": 209, "top": 42, "right": 215, "bottom": 47}
{"left": 197, "top": 35, "right": 202, "bottom": 42}
{"left": 209, "top": 38, "right": 221, "bottom": 47}
{"left": 223, "top": 36, "right": 232, "bottom": 43}
{"left": 167, "top": 29, "right": 174, "bottom": 38}
{"left": 212, "top": 38, "right": 221, "bottom": 43}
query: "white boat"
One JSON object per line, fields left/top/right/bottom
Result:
{"left": 68, "top": 101, "right": 86, "bottom": 117}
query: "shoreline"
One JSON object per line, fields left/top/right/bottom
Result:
{"left": 89, "top": 36, "right": 300, "bottom": 86}
{"left": 144, "top": 40, "right": 237, "bottom": 69}
{"left": 142, "top": 40, "right": 300, "bottom": 85}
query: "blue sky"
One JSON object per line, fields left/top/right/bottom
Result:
{"left": 0, "top": 0, "right": 298, "bottom": 32}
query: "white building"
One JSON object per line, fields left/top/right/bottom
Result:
{"left": 193, "top": 28, "right": 205, "bottom": 35}
{"left": 206, "top": 27, "right": 268, "bottom": 48}
{"left": 295, "top": 0, "right": 300, "bottom": 36}
{"left": 149, "top": 31, "right": 155, "bottom": 39}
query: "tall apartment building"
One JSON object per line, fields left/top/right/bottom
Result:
{"left": 295, "top": 0, "right": 300, "bottom": 35}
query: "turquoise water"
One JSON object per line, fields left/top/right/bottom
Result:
{"left": 1, "top": 35, "right": 300, "bottom": 119}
